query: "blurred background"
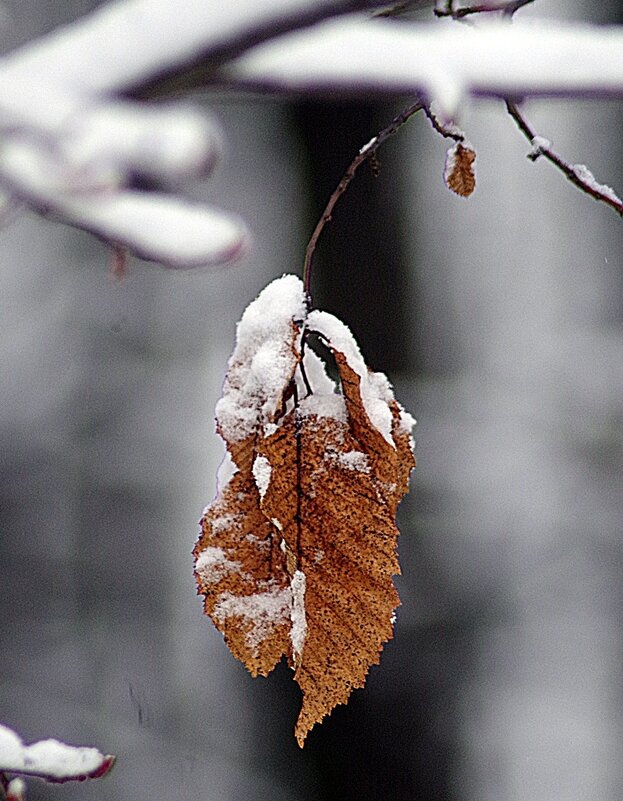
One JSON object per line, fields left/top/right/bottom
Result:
{"left": 0, "top": 1, "right": 622, "bottom": 799}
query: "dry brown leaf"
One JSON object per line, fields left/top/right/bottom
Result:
{"left": 444, "top": 142, "right": 476, "bottom": 197}
{"left": 193, "top": 275, "right": 415, "bottom": 745}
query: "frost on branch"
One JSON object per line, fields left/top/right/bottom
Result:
{"left": 0, "top": 723, "right": 115, "bottom": 789}
{"left": 194, "top": 275, "right": 415, "bottom": 746}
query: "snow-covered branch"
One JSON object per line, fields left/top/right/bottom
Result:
{"left": 506, "top": 101, "right": 623, "bottom": 216}
{"left": 0, "top": 0, "right": 622, "bottom": 266}
{"left": 0, "top": 0, "right": 388, "bottom": 99}
{"left": 0, "top": 0, "right": 399, "bottom": 268}
{"left": 223, "top": 18, "right": 623, "bottom": 117}
{"left": 0, "top": 723, "right": 115, "bottom": 798}
{"left": 433, "top": 0, "right": 535, "bottom": 18}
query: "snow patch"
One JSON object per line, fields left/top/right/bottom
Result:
{"left": 0, "top": 723, "right": 108, "bottom": 780}
{"left": 307, "top": 310, "right": 394, "bottom": 444}
{"left": 297, "top": 392, "right": 347, "bottom": 422}
{"left": 528, "top": 134, "right": 551, "bottom": 159}
{"left": 290, "top": 570, "right": 307, "bottom": 660}
{"left": 359, "top": 135, "right": 378, "bottom": 155}
{"left": 298, "top": 346, "right": 336, "bottom": 397}
{"left": 327, "top": 449, "right": 370, "bottom": 473}
{"left": 252, "top": 454, "right": 272, "bottom": 500}
{"left": 195, "top": 546, "right": 242, "bottom": 584}
{"left": 213, "top": 582, "right": 291, "bottom": 656}
{"left": 572, "top": 163, "right": 622, "bottom": 205}
{"left": 211, "top": 513, "right": 241, "bottom": 535}
{"left": 215, "top": 275, "right": 306, "bottom": 443}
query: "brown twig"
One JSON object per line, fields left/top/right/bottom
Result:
{"left": 506, "top": 100, "right": 623, "bottom": 217}
{"left": 303, "top": 99, "right": 423, "bottom": 304}
{"left": 422, "top": 104, "right": 465, "bottom": 142}
{"left": 434, "top": 0, "right": 534, "bottom": 18}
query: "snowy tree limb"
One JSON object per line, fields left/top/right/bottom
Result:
{"left": 0, "top": 724, "right": 115, "bottom": 795}
{"left": 505, "top": 100, "right": 623, "bottom": 217}
{"left": 0, "top": 0, "right": 390, "bottom": 100}
{"left": 223, "top": 18, "right": 623, "bottom": 117}
{"left": 1, "top": 0, "right": 623, "bottom": 266}
{"left": 434, "top": 0, "right": 535, "bottom": 18}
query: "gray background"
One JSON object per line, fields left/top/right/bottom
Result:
{"left": 1, "top": 1, "right": 622, "bottom": 799}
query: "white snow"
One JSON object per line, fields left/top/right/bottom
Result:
{"left": 298, "top": 346, "right": 337, "bottom": 397}
{"left": 215, "top": 275, "right": 307, "bottom": 443}
{"left": 444, "top": 143, "right": 458, "bottom": 183}
{"left": 0, "top": 724, "right": 22, "bottom": 765}
{"left": 6, "top": 777, "right": 26, "bottom": 800}
{"left": 297, "top": 393, "right": 347, "bottom": 422}
{"left": 212, "top": 582, "right": 291, "bottom": 655}
{"left": 0, "top": 723, "right": 109, "bottom": 780}
{"left": 0, "top": 135, "right": 248, "bottom": 267}
{"left": 0, "top": 0, "right": 375, "bottom": 99}
{"left": 399, "top": 407, "right": 417, "bottom": 437}
{"left": 327, "top": 449, "right": 370, "bottom": 472}
{"left": 572, "top": 164, "right": 622, "bottom": 205}
{"left": 359, "top": 135, "right": 378, "bottom": 155}
{"left": 60, "top": 102, "right": 223, "bottom": 186}
{"left": 528, "top": 134, "right": 552, "bottom": 158}
{"left": 252, "top": 455, "right": 272, "bottom": 499}
{"left": 229, "top": 18, "right": 623, "bottom": 115}
{"left": 306, "top": 310, "right": 395, "bottom": 444}
{"left": 211, "top": 513, "right": 241, "bottom": 535}
{"left": 0, "top": 2, "right": 621, "bottom": 264}
{"left": 289, "top": 570, "right": 307, "bottom": 660}
{"left": 195, "top": 546, "right": 242, "bottom": 584}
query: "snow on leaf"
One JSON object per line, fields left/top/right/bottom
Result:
{"left": 0, "top": 723, "right": 115, "bottom": 784}
{"left": 194, "top": 275, "right": 415, "bottom": 746}
{"left": 444, "top": 141, "right": 476, "bottom": 197}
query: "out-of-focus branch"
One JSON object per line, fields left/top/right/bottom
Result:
{"left": 225, "top": 18, "right": 623, "bottom": 113}
{"left": 434, "top": 0, "right": 534, "bottom": 18}
{"left": 303, "top": 100, "right": 423, "bottom": 302}
{"left": 0, "top": 724, "right": 115, "bottom": 799}
{"left": 505, "top": 100, "right": 623, "bottom": 217}
{"left": 373, "top": 0, "right": 433, "bottom": 17}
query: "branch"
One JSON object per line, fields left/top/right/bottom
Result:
{"left": 0, "top": 0, "right": 393, "bottom": 100}
{"left": 223, "top": 18, "right": 623, "bottom": 118}
{"left": 303, "top": 100, "right": 423, "bottom": 302}
{"left": 505, "top": 100, "right": 623, "bottom": 217}
{"left": 0, "top": 724, "right": 115, "bottom": 798}
{"left": 434, "top": 0, "right": 535, "bottom": 18}
{"left": 422, "top": 104, "right": 465, "bottom": 141}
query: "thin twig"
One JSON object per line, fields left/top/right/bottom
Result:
{"left": 422, "top": 105, "right": 465, "bottom": 142}
{"left": 506, "top": 100, "right": 623, "bottom": 217}
{"left": 303, "top": 99, "right": 423, "bottom": 304}
{"left": 434, "top": 0, "right": 534, "bottom": 18}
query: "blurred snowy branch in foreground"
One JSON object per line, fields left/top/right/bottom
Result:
{"left": 0, "top": 723, "right": 114, "bottom": 798}
{"left": 0, "top": 0, "right": 622, "bottom": 266}
{"left": 224, "top": 18, "right": 623, "bottom": 117}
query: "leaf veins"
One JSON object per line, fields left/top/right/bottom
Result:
{"left": 193, "top": 275, "right": 415, "bottom": 745}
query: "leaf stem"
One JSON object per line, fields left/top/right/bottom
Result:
{"left": 303, "top": 99, "right": 423, "bottom": 307}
